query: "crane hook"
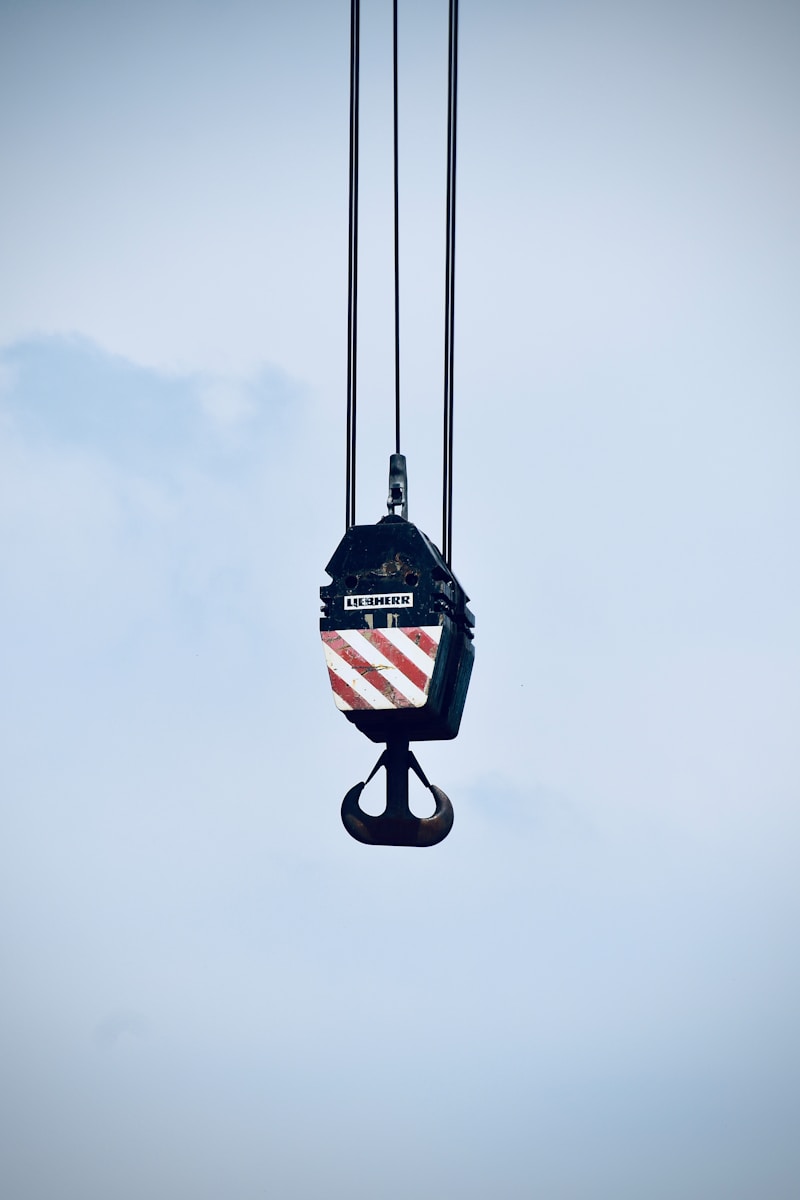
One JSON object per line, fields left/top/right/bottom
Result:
{"left": 341, "top": 739, "right": 454, "bottom": 847}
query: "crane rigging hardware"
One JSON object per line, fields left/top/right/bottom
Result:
{"left": 322, "top": 0, "right": 472, "bottom": 847}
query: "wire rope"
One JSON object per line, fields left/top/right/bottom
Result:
{"left": 345, "top": 0, "right": 459, "bottom": 556}
{"left": 442, "top": 0, "right": 459, "bottom": 566}
{"left": 345, "top": 0, "right": 361, "bottom": 530}
{"left": 393, "top": 0, "right": 401, "bottom": 456}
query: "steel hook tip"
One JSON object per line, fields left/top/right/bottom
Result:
{"left": 341, "top": 780, "right": 454, "bottom": 847}
{"left": 340, "top": 740, "right": 454, "bottom": 846}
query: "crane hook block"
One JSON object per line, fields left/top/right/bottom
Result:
{"left": 321, "top": 457, "right": 474, "bottom": 845}
{"left": 320, "top": 521, "right": 474, "bottom": 744}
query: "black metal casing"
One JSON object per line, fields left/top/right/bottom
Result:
{"left": 321, "top": 515, "right": 474, "bottom": 743}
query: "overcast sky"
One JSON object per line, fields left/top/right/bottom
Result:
{"left": 2, "top": 2, "right": 799, "bottom": 1198}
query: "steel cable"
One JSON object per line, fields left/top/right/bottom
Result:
{"left": 442, "top": 0, "right": 459, "bottom": 566}
{"left": 345, "top": 0, "right": 360, "bottom": 530}
{"left": 393, "top": 0, "right": 401, "bottom": 456}
{"left": 346, "top": 0, "right": 459, "bottom": 551}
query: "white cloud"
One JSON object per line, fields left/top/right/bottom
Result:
{"left": 197, "top": 376, "right": 257, "bottom": 428}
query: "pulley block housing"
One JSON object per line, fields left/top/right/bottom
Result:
{"left": 320, "top": 515, "right": 474, "bottom": 744}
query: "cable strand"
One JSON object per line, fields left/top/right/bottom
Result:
{"left": 345, "top": 0, "right": 361, "bottom": 529}
{"left": 393, "top": 0, "right": 400, "bottom": 453}
{"left": 442, "top": 0, "right": 458, "bottom": 566}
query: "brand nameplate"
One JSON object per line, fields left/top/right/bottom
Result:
{"left": 344, "top": 592, "right": 413, "bottom": 611}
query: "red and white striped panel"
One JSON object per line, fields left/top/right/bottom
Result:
{"left": 321, "top": 626, "right": 442, "bottom": 711}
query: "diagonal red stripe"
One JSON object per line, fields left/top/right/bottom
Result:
{"left": 365, "top": 629, "right": 430, "bottom": 694}
{"left": 321, "top": 631, "right": 411, "bottom": 707}
{"left": 327, "top": 666, "right": 371, "bottom": 710}
{"left": 399, "top": 627, "right": 439, "bottom": 658}
{"left": 323, "top": 631, "right": 379, "bottom": 681}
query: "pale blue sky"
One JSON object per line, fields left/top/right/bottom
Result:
{"left": 2, "top": 2, "right": 799, "bottom": 1198}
